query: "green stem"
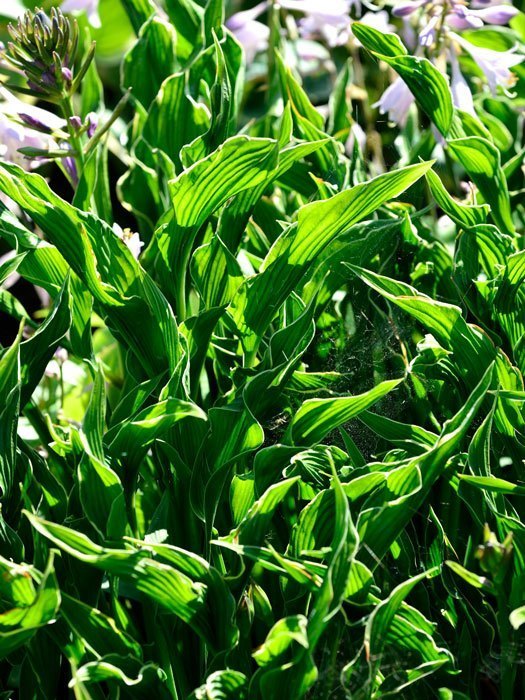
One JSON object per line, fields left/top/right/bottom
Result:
{"left": 60, "top": 92, "right": 85, "bottom": 179}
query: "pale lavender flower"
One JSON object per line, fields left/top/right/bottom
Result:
{"left": 285, "top": 38, "right": 334, "bottom": 75}
{"left": 446, "top": 5, "right": 484, "bottom": 30}
{"left": 0, "top": 91, "right": 61, "bottom": 169}
{"left": 226, "top": 2, "right": 270, "bottom": 63}
{"left": 373, "top": 76, "right": 415, "bottom": 126}
{"left": 469, "top": 4, "right": 519, "bottom": 24}
{"left": 453, "top": 33, "right": 524, "bottom": 93}
{"left": 419, "top": 14, "right": 440, "bottom": 46}
{"left": 281, "top": 0, "right": 353, "bottom": 47}
{"left": 449, "top": 49, "right": 475, "bottom": 114}
{"left": 61, "top": 0, "right": 101, "bottom": 28}
{"left": 471, "top": 0, "right": 514, "bottom": 8}
{"left": 392, "top": 0, "right": 427, "bottom": 18}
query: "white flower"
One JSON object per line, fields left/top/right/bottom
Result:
{"left": 113, "top": 224, "right": 144, "bottom": 260}
{"left": 359, "top": 10, "right": 394, "bottom": 35}
{"left": 226, "top": 2, "right": 270, "bottom": 63}
{"left": 61, "top": 0, "right": 101, "bottom": 28}
{"left": 345, "top": 121, "right": 366, "bottom": 155}
{"left": 449, "top": 49, "right": 475, "bottom": 114}
{"left": 452, "top": 33, "right": 524, "bottom": 93}
{"left": 419, "top": 14, "right": 440, "bottom": 46}
{"left": 373, "top": 77, "right": 415, "bottom": 127}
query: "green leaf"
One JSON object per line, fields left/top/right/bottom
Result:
{"left": 365, "top": 568, "right": 439, "bottom": 678}
{"left": 190, "top": 670, "right": 248, "bottom": 700}
{"left": 226, "top": 477, "right": 299, "bottom": 547}
{"left": 445, "top": 561, "right": 494, "bottom": 593}
{"left": 169, "top": 135, "right": 279, "bottom": 229}
{"left": 0, "top": 325, "right": 22, "bottom": 499}
{"left": 142, "top": 72, "right": 210, "bottom": 171}
{"left": 107, "top": 398, "right": 207, "bottom": 465}
{"left": 458, "top": 474, "right": 525, "bottom": 495}
{"left": 121, "top": 16, "right": 178, "bottom": 108}
{"left": 0, "top": 163, "right": 182, "bottom": 375}
{"left": 0, "top": 555, "right": 60, "bottom": 659}
{"left": 230, "top": 161, "right": 433, "bottom": 353}
{"left": 353, "top": 23, "right": 453, "bottom": 136}
{"left": 425, "top": 169, "right": 489, "bottom": 228}
{"left": 25, "top": 513, "right": 227, "bottom": 650}
{"left": 120, "top": 0, "right": 156, "bottom": 34}
{"left": 448, "top": 136, "right": 514, "bottom": 234}
{"left": 19, "top": 278, "right": 71, "bottom": 406}
{"left": 252, "top": 615, "right": 317, "bottom": 700}
{"left": 347, "top": 264, "right": 522, "bottom": 435}
{"left": 358, "top": 363, "right": 495, "bottom": 566}
{"left": 289, "top": 379, "right": 402, "bottom": 446}
{"left": 61, "top": 593, "right": 143, "bottom": 659}
{"left": 352, "top": 23, "right": 408, "bottom": 56}
{"left": 509, "top": 606, "right": 525, "bottom": 630}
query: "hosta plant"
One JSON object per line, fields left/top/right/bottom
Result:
{"left": 0, "top": 0, "right": 524, "bottom": 698}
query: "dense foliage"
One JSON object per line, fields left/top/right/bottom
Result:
{"left": 0, "top": 0, "right": 524, "bottom": 697}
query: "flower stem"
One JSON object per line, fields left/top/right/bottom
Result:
{"left": 60, "top": 91, "right": 85, "bottom": 179}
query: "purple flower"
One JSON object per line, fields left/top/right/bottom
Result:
{"left": 453, "top": 33, "right": 524, "bottom": 93}
{"left": 63, "top": 154, "right": 78, "bottom": 185}
{"left": 226, "top": 2, "right": 270, "bottom": 63}
{"left": 18, "top": 113, "right": 53, "bottom": 133}
{"left": 373, "top": 76, "right": 415, "bottom": 126}
{"left": 68, "top": 115, "right": 83, "bottom": 131}
{"left": 86, "top": 112, "right": 98, "bottom": 138}
{"left": 61, "top": 0, "right": 100, "bottom": 28}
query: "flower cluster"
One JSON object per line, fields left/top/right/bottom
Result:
{"left": 0, "top": 7, "right": 102, "bottom": 184}
{"left": 393, "top": 0, "right": 518, "bottom": 36}
{"left": 375, "top": 0, "right": 523, "bottom": 124}
{"left": 226, "top": 0, "right": 393, "bottom": 63}
{"left": 5, "top": 7, "right": 80, "bottom": 101}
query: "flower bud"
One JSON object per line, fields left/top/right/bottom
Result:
{"left": 86, "top": 112, "right": 98, "bottom": 138}
{"left": 5, "top": 8, "right": 79, "bottom": 101}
